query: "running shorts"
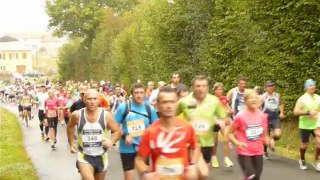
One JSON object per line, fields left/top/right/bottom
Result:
{"left": 18, "top": 105, "right": 23, "bottom": 112}
{"left": 265, "top": 110, "right": 281, "bottom": 129}
{"left": 201, "top": 147, "right": 213, "bottom": 164}
{"left": 77, "top": 152, "right": 108, "bottom": 173}
{"left": 299, "top": 129, "right": 315, "bottom": 143}
{"left": 120, "top": 153, "right": 136, "bottom": 171}
{"left": 23, "top": 106, "right": 32, "bottom": 111}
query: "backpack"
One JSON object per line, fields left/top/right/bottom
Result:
{"left": 121, "top": 100, "right": 152, "bottom": 124}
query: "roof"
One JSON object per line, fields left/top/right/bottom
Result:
{"left": 0, "top": 35, "right": 18, "bottom": 42}
{"left": 0, "top": 42, "right": 33, "bottom": 52}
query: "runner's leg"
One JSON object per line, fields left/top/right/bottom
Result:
{"left": 78, "top": 162, "right": 95, "bottom": 180}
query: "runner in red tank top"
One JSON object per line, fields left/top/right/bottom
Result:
{"left": 135, "top": 88, "right": 200, "bottom": 180}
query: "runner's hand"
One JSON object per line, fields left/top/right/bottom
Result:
{"left": 279, "top": 112, "right": 285, "bottom": 119}
{"left": 70, "top": 144, "right": 78, "bottom": 153}
{"left": 142, "top": 172, "right": 159, "bottom": 180}
{"left": 185, "top": 164, "right": 197, "bottom": 180}
{"left": 102, "top": 138, "right": 112, "bottom": 148}
{"left": 236, "top": 142, "right": 247, "bottom": 149}
{"left": 125, "top": 135, "right": 133, "bottom": 145}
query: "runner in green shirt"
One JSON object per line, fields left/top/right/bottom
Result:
{"left": 177, "top": 75, "right": 229, "bottom": 179}
{"left": 294, "top": 79, "right": 320, "bottom": 171}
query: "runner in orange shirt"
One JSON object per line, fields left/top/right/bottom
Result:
{"left": 135, "top": 88, "right": 200, "bottom": 180}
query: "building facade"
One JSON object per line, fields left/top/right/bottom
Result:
{"left": 0, "top": 42, "right": 33, "bottom": 74}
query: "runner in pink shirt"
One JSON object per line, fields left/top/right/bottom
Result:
{"left": 228, "top": 90, "right": 274, "bottom": 180}
{"left": 45, "top": 90, "right": 60, "bottom": 150}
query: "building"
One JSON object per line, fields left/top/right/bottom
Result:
{"left": 0, "top": 41, "right": 33, "bottom": 74}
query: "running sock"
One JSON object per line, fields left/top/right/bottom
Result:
{"left": 300, "top": 148, "right": 307, "bottom": 161}
{"left": 315, "top": 147, "right": 320, "bottom": 161}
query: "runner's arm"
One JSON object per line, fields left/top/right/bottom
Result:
{"left": 279, "top": 95, "right": 285, "bottom": 115}
{"left": 67, "top": 111, "right": 79, "bottom": 147}
{"left": 293, "top": 98, "right": 309, "bottom": 116}
{"left": 135, "top": 131, "right": 151, "bottom": 176}
{"left": 189, "top": 126, "right": 200, "bottom": 164}
{"left": 106, "top": 111, "right": 122, "bottom": 145}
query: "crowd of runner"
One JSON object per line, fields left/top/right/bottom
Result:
{"left": 0, "top": 73, "right": 320, "bottom": 180}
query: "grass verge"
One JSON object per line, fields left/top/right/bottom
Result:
{"left": 0, "top": 108, "right": 38, "bottom": 180}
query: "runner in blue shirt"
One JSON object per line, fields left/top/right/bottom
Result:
{"left": 114, "top": 83, "right": 158, "bottom": 180}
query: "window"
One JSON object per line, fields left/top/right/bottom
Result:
{"left": 2, "top": 53, "right": 5, "bottom": 60}
{"left": 16, "top": 53, "right": 18, "bottom": 59}
{"left": 22, "top": 53, "right": 27, "bottom": 59}
{"left": 9, "top": 53, "right": 17, "bottom": 59}
{"left": 0, "top": 54, "right": 2, "bottom": 59}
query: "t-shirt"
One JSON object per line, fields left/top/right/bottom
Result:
{"left": 45, "top": 98, "right": 59, "bottom": 117}
{"left": 219, "top": 96, "right": 228, "bottom": 107}
{"left": 177, "top": 93, "right": 227, "bottom": 147}
{"left": 36, "top": 92, "right": 49, "bottom": 110}
{"left": 99, "top": 93, "right": 109, "bottom": 109}
{"left": 298, "top": 93, "right": 320, "bottom": 129}
{"left": 114, "top": 100, "right": 158, "bottom": 153}
{"left": 166, "top": 83, "right": 185, "bottom": 92}
{"left": 138, "top": 118, "right": 197, "bottom": 179}
{"left": 232, "top": 109, "right": 267, "bottom": 156}
{"left": 70, "top": 99, "right": 86, "bottom": 113}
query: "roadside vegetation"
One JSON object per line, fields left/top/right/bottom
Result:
{"left": 0, "top": 109, "right": 38, "bottom": 180}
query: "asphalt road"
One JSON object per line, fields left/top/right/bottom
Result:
{"left": 1, "top": 102, "right": 319, "bottom": 180}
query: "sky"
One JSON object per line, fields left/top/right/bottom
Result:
{"left": 0, "top": 0, "right": 49, "bottom": 34}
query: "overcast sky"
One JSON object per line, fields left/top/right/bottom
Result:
{"left": 0, "top": 0, "right": 49, "bottom": 34}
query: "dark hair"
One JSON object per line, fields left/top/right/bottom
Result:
{"left": 171, "top": 72, "right": 180, "bottom": 78}
{"left": 156, "top": 87, "right": 178, "bottom": 103}
{"left": 237, "top": 77, "right": 247, "bottom": 83}
{"left": 177, "top": 86, "right": 189, "bottom": 96}
{"left": 191, "top": 75, "right": 208, "bottom": 86}
{"left": 130, "top": 83, "right": 145, "bottom": 94}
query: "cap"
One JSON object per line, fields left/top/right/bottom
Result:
{"left": 304, "top": 79, "right": 316, "bottom": 89}
{"left": 265, "top": 81, "right": 275, "bottom": 87}
{"left": 79, "top": 85, "right": 88, "bottom": 93}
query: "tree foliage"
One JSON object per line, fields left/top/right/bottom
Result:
{"left": 51, "top": 0, "right": 320, "bottom": 113}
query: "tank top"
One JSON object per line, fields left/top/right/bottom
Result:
{"left": 232, "top": 88, "right": 246, "bottom": 115}
{"left": 263, "top": 92, "right": 279, "bottom": 112}
{"left": 78, "top": 108, "right": 107, "bottom": 156}
{"left": 22, "top": 95, "right": 31, "bottom": 106}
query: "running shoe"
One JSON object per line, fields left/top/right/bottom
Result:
{"left": 312, "top": 162, "right": 320, "bottom": 172}
{"left": 224, "top": 157, "right": 234, "bottom": 167}
{"left": 51, "top": 144, "right": 56, "bottom": 150}
{"left": 61, "top": 122, "right": 64, "bottom": 125}
{"left": 45, "top": 136, "right": 50, "bottom": 142}
{"left": 299, "top": 160, "right": 307, "bottom": 170}
{"left": 263, "top": 153, "right": 270, "bottom": 160}
{"left": 211, "top": 156, "right": 219, "bottom": 168}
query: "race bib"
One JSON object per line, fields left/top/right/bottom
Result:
{"left": 246, "top": 124, "right": 263, "bottom": 141}
{"left": 47, "top": 110, "right": 57, "bottom": 117}
{"left": 127, "top": 119, "right": 145, "bottom": 137}
{"left": 82, "top": 129, "right": 102, "bottom": 147}
{"left": 156, "top": 157, "right": 184, "bottom": 180}
{"left": 191, "top": 119, "right": 210, "bottom": 135}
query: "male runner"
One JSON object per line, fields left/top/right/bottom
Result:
{"left": 262, "top": 81, "right": 285, "bottom": 159}
{"left": 21, "top": 88, "right": 33, "bottom": 127}
{"left": 166, "top": 72, "right": 185, "bottom": 92}
{"left": 114, "top": 83, "right": 158, "bottom": 180}
{"left": 135, "top": 88, "right": 200, "bottom": 179}
{"left": 177, "top": 75, "right": 228, "bottom": 178}
{"left": 294, "top": 79, "right": 320, "bottom": 171}
{"left": 67, "top": 89, "right": 122, "bottom": 180}
{"left": 227, "top": 77, "right": 248, "bottom": 115}
{"left": 34, "top": 85, "right": 49, "bottom": 139}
